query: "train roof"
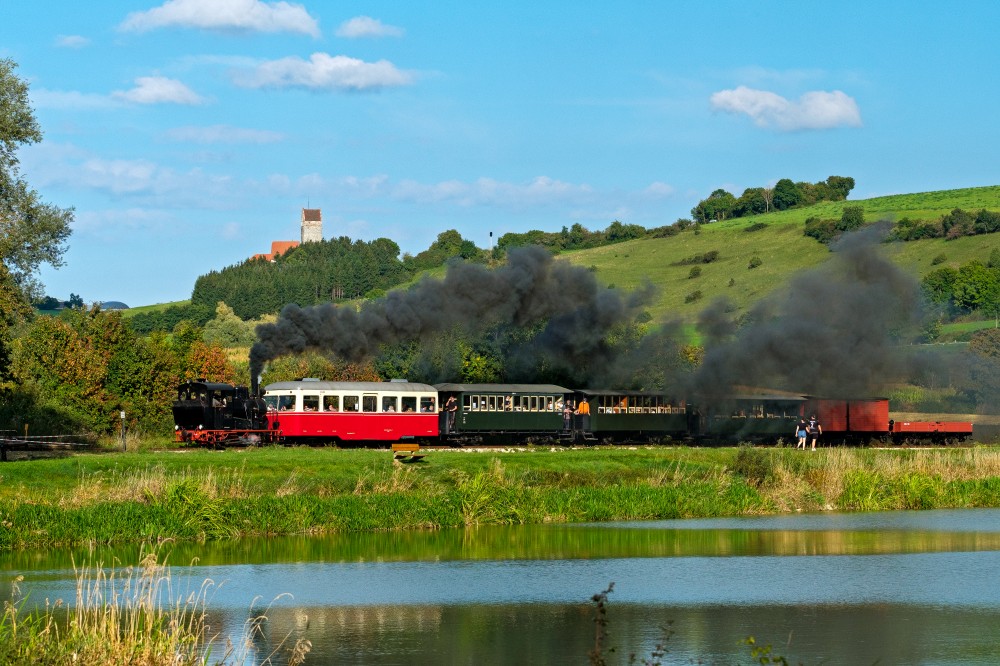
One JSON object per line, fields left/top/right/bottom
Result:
{"left": 178, "top": 381, "right": 238, "bottom": 392}
{"left": 264, "top": 380, "right": 437, "bottom": 393}
{"left": 434, "top": 383, "right": 571, "bottom": 394}
{"left": 576, "top": 389, "right": 682, "bottom": 398}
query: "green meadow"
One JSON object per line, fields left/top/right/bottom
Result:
{"left": 4, "top": 446, "right": 1000, "bottom": 552}
{"left": 562, "top": 185, "right": 1000, "bottom": 323}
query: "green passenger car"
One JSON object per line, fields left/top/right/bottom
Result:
{"left": 434, "top": 383, "right": 570, "bottom": 437}
{"left": 575, "top": 390, "right": 690, "bottom": 441}
{"left": 697, "top": 391, "right": 806, "bottom": 441}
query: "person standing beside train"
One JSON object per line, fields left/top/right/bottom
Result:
{"left": 807, "top": 414, "right": 822, "bottom": 451}
{"left": 795, "top": 418, "right": 808, "bottom": 449}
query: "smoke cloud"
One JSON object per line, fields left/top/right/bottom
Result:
{"left": 692, "top": 222, "right": 923, "bottom": 398}
{"left": 250, "top": 246, "right": 653, "bottom": 384}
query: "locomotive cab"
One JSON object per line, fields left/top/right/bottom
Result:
{"left": 172, "top": 381, "right": 270, "bottom": 443}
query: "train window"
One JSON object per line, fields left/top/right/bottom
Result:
{"left": 504, "top": 396, "right": 513, "bottom": 411}
{"left": 487, "top": 396, "right": 497, "bottom": 411}
{"left": 530, "top": 396, "right": 538, "bottom": 412}
{"left": 463, "top": 395, "right": 472, "bottom": 410}
{"left": 479, "top": 396, "right": 487, "bottom": 411}
{"left": 343, "top": 395, "right": 360, "bottom": 412}
{"left": 420, "top": 397, "right": 436, "bottom": 413}
{"left": 520, "top": 396, "right": 529, "bottom": 411}
{"left": 324, "top": 395, "right": 340, "bottom": 411}
{"left": 264, "top": 395, "right": 278, "bottom": 411}
{"left": 362, "top": 395, "right": 378, "bottom": 413}
{"left": 302, "top": 395, "right": 320, "bottom": 412}
{"left": 401, "top": 396, "right": 417, "bottom": 413}
{"left": 382, "top": 396, "right": 398, "bottom": 412}
{"left": 276, "top": 395, "right": 295, "bottom": 411}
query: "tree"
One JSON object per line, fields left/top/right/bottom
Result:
{"left": 838, "top": 206, "right": 866, "bottom": 232}
{"left": 0, "top": 59, "right": 74, "bottom": 302}
{"left": 772, "top": 179, "right": 802, "bottom": 210}
{"left": 691, "top": 189, "right": 737, "bottom": 222}
{"left": 825, "top": 175, "right": 855, "bottom": 200}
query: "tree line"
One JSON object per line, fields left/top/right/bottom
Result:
{"left": 691, "top": 175, "right": 855, "bottom": 223}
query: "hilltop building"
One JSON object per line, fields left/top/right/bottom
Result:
{"left": 301, "top": 208, "right": 322, "bottom": 243}
{"left": 253, "top": 207, "right": 322, "bottom": 261}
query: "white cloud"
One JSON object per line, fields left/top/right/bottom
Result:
{"left": 112, "top": 76, "right": 205, "bottom": 105}
{"left": 31, "top": 89, "right": 118, "bottom": 110}
{"left": 392, "top": 176, "right": 594, "bottom": 210}
{"left": 221, "top": 221, "right": 241, "bottom": 239}
{"left": 165, "top": 124, "right": 284, "bottom": 143}
{"left": 236, "top": 53, "right": 412, "bottom": 91}
{"left": 710, "top": 86, "right": 862, "bottom": 131}
{"left": 119, "top": 0, "right": 319, "bottom": 37}
{"left": 336, "top": 16, "right": 404, "bottom": 38}
{"left": 71, "top": 208, "right": 173, "bottom": 234}
{"left": 55, "top": 34, "right": 90, "bottom": 48}
{"left": 642, "top": 181, "right": 675, "bottom": 199}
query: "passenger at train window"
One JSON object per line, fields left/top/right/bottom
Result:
{"left": 420, "top": 397, "right": 436, "bottom": 412}
{"left": 325, "top": 396, "right": 340, "bottom": 411}
{"left": 382, "top": 397, "right": 398, "bottom": 412}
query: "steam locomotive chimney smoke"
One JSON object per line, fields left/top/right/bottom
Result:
{"left": 693, "top": 222, "right": 922, "bottom": 398}
{"left": 250, "top": 246, "right": 653, "bottom": 382}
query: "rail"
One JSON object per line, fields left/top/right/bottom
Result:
{"left": 0, "top": 434, "right": 95, "bottom": 461}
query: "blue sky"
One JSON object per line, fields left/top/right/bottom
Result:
{"left": 4, "top": 0, "right": 1000, "bottom": 306}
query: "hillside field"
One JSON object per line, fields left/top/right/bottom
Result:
{"left": 561, "top": 185, "right": 1000, "bottom": 322}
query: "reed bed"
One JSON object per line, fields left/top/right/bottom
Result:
{"left": 0, "top": 552, "right": 310, "bottom": 665}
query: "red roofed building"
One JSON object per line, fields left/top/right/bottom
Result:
{"left": 252, "top": 240, "right": 300, "bottom": 262}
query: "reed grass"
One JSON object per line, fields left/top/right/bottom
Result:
{"left": 0, "top": 551, "right": 310, "bottom": 665}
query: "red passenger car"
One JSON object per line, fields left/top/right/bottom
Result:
{"left": 263, "top": 380, "right": 440, "bottom": 443}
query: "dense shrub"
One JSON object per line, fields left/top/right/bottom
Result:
{"left": 732, "top": 445, "right": 774, "bottom": 487}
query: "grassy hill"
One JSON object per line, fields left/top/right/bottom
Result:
{"left": 561, "top": 185, "right": 1000, "bottom": 323}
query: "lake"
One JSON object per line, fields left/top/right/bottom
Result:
{"left": 4, "top": 508, "right": 1000, "bottom": 664}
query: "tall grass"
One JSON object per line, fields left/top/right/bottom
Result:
{"left": 0, "top": 552, "right": 310, "bottom": 665}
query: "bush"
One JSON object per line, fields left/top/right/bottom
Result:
{"left": 688, "top": 267, "right": 702, "bottom": 279}
{"left": 804, "top": 216, "right": 838, "bottom": 243}
{"left": 684, "top": 290, "right": 703, "bottom": 303}
{"left": 838, "top": 205, "right": 866, "bottom": 232}
{"left": 744, "top": 222, "right": 768, "bottom": 233}
{"left": 732, "top": 445, "right": 774, "bottom": 487}
{"left": 931, "top": 253, "right": 948, "bottom": 265}
{"left": 748, "top": 255, "right": 763, "bottom": 269}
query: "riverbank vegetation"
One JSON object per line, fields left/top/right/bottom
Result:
{"left": 0, "top": 551, "right": 310, "bottom": 665}
{"left": 4, "top": 446, "right": 1000, "bottom": 552}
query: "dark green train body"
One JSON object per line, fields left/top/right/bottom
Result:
{"left": 434, "top": 384, "right": 569, "bottom": 441}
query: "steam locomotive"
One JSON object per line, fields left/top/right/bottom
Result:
{"left": 172, "top": 379, "right": 974, "bottom": 446}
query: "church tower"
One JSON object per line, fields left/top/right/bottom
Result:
{"left": 301, "top": 208, "right": 322, "bottom": 243}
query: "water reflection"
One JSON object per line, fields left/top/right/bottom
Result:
{"left": 3, "top": 509, "right": 1000, "bottom": 665}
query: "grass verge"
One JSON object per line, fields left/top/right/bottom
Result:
{"left": 3, "top": 445, "right": 1000, "bottom": 551}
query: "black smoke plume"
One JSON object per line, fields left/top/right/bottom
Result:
{"left": 692, "top": 222, "right": 924, "bottom": 398}
{"left": 250, "top": 246, "right": 653, "bottom": 385}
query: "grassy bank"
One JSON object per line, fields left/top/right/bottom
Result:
{"left": 3, "top": 446, "right": 1000, "bottom": 551}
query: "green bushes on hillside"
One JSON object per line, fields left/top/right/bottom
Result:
{"left": 889, "top": 208, "right": 1000, "bottom": 242}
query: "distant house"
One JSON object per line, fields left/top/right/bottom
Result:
{"left": 252, "top": 240, "right": 300, "bottom": 262}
